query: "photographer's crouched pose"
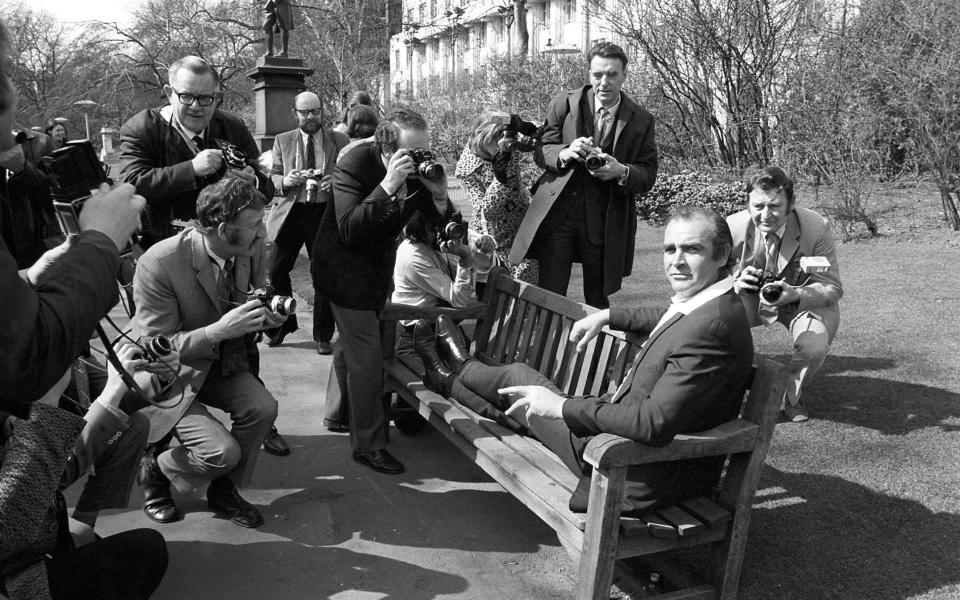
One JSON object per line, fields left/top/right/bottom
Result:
{"left": 133, "top": 176, "right": 284, "bottom": 528}
{"left": 413, "top": 207, "right": 753, "bottom": 515}
{"left": 727, "top": 166, "right": 842, "bottom": 422}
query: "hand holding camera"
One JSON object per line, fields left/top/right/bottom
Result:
{"left": 207, "top": 299, "right": 278, "bottom": 343}
{"left": 383, "top": 149, "right": 416, "bottom": 194}
{"left": 192, "top": 149, "right": 224, "bottom": 177}
{"left": 103, "top": 341, "right": 182, "bottom": 415}
{"left": 559, "top": 136, "right": 595, "bottom": 164}
{"left": 736, "top": 265, "right": 800, "bottom": 307}
{"left": 289, "top": 168, "right": 324, "bottom": 202}
{"left": 585, "top": 151, "right": 626, "bottom": 181}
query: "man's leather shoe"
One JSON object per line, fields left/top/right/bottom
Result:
{"left": 324, "top": 419, "right": 349, "bottom": 433}
{"left": 783, "top": 401, "right": 810, "bottom": 423}
{"left": 206, "top": 477, "right": 264, "bottom": 528}
{"left": 262, "top": 426, "right": 290, "bottom": 456}
{"left": 138, "top": 453, "right": 180, "bottom": 524}
{"left": 412, "top": 320, "right": 455, "bottom": 395}
{"left": 352, "top": 449, "right": 405, "bottom": 474}
{"left": 264, "top": 326, "right": 287, "bottom": 347}
{"left": 435, "top": 315, "right": 471, "bottom": 372}
{"left": 316, "top": 340, "right": 332, "bottom": 355}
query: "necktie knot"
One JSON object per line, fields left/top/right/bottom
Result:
{"left": 193, "top": 135, "right": 204, "bottom": 150}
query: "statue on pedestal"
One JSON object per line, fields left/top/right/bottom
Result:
{"left": 263, "top": 0, "right": 293, "bottom": 57}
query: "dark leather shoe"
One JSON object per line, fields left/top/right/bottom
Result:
{"left": 352, "top": 449, "right": 405, "bottom": 474}
{"left": 435, "top": 315, "right": 471, "bottom": 372}
{"left": 323, "top": 419, "right": 349, "bottom": 433}
{"left": 264, "top": 326, "right": 287, "bottom": 347}
{"left": 262, "top": 426, "right": 290, "bottom": 456}
{"left": 412, "top": 320, "right": 456, "bottom": 395}
{"left": 138, "top": 453, "right": 180, "bottom": 524}
{"left": 316, "top": 340, "right": 332, "bottom": 355}
{"left": 206, "top": 477, "right": 264, "bottom": 528}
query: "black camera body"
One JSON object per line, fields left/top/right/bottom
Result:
{"left": 437, "top": 212, "right": 468, "bottom": 246}
{"left": 12, "top": 129, "right": 28, "bottom": 145}
{"left": 249, "top": 286, "right": 297, "bottom": 316}
{"left": 37, "top": 141, "right": 139, "bottom": 253}
{"left": 497, "top": 114, "right": 541, "bottom": 153}
{"left": 215, "top": 139, "right": 247, "bottom": 170}
{"left": 756, "top": 270, "right": 785, "bottom": 303}
{"left": 408, "top": 148, "right": 444, "bottom": 181}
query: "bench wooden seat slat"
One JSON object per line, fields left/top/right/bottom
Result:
{"left": 380, "top": 267, "right": 787, "bottom": 600}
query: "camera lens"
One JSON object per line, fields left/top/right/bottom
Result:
{"left": 269, "top": 296, "right": 297, "bottom": 316}
{"left": 585, "top": 155, "right": 606, "bottom": 170}
{"left": 419, "top": 162, "right": 444, "bottom": 181}
{"left": 760, "top": 284, "right": 783, "bottom": 303}
{"left": 444, "top": 221, "right": 467, "bottom": 242}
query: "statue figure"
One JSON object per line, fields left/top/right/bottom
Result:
{"left": 263, "top": 0, "right": 294, "bottom": 57}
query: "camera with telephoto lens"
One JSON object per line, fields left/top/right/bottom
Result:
{"left": 408, "top": 147, "right": 444, "bottom": 181}
{"left": 497, "top": 114, "right": 541, "bottom": 154}
{"left": 437, "top": 212, "right": 468, "bottom": 246}
{"left": 755, "top": 270, "right": 785, "bottom": 303}
{"left": 141, "top": 335, "right": 174, "bottom": 361}
{"left": 292, "top": 168, "right": 323, "bottom": 203}
{"left": 249, "top": 286, "right": 297, "bottom": 316}
{"left": 215, "top": 139, "right": 247, "bottom": 170}
{"left": 38, "top": 140, "right": 139, "bottom": 254}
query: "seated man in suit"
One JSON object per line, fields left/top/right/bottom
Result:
{"left": 727, "top": 166, "right": 842, "bottom": 422}
{"left": 118, "top": 55, "right": 273, "bottom": 249}
{"left": 133, "top": 176, "right": 284, "bottom": 528}
{"left": 417, "top": 206, "right": 754, "bottom": 515}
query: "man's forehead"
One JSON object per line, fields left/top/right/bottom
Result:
{"left": 749, "top": 187, "right": 787, "bottom": 203}
{"left": 171, "top": 69, "right": 217, "bottom": 91}
{"left": 664, "top": 217, "right": 712, "bottom": 244}
{"left": 295, "top": 95, "right": 322, "bottom": 110}
{"left": 590, "top": 56, "right": 624, "bottom": 73}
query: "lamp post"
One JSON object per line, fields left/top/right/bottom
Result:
{"left": 444, "top": 6, "right": 464, "bottom": 89}
{"left": 497, "top": 4, "right": 515, "bottom": 58}
{"left": 73, "top": 99, "right": 97, "bottom": 141}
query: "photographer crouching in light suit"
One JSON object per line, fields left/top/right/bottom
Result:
{"left": 313, "top": 108, "right": 453, "bottom": 475}
{"left": 133, "top": 176, "right": 284, "bottom": 528}
{"left": 728, "top": 166, "right": 842, "bottom": 422}
{"left": 0, "top": 19, "right": 167, "bottom": 597}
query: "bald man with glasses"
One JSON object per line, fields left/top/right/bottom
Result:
{"left": 119, "top": 55, "right": 274, "bottom": 249}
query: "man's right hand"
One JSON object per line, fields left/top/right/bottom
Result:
{"left": 78, "top": 183, "right": 146, "bottom": 253}
{"left": 381, "top": 149, "right": 416, "bottom": 195}
{"left": 283, "top": 172, "right": 307, "bottom": 189}
{"left": 192, "top": 149, "right": 224, "bottom": 177}
{"left": 734, "top": 265, "right": 762, "bottom": 294}
{"left": 558, "top": 137, "right": 596, "bottom": 164}
{"left": 206, "top": 300, "right": 271, "bottom": 343}
{"left": 569, "top": 309, "right": 610, "bottom": 353}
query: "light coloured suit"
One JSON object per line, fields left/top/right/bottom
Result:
{"left": 133, "top": 228, "right": 278, "bottom": 492}
{"left": 728, "top": 206, "right": 842, "bottom": 406}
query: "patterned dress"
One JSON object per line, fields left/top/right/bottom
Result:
{"left": 455, "top": 148, "right": 539, "bottom": 284}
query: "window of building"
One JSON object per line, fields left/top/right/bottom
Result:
{"left": 563, "top": 0, "right": 575, "bottom": 23}
{"left": 477, "top": 22, "right": 487, "bottom": 48}
{"left": 406, "top": 7, "right": 414, "bottom": 23}
{"left": 430, "top": 0, "right": 437, "bottom": 19}
{"left": 419, "top": 2, "right": 426, "bottom": 22}
{"left": 542, "top": 3, "right": 550, "bottom": 26}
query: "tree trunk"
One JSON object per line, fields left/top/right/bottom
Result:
{"left": 515, "top": 0, "right": 529, "bottom": 57}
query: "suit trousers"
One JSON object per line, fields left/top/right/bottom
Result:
{"left": 73, "top": 412, "right": 149, "bottom": 514}
{"left": 329, "top": 303, "right": 388, "bottom": 453}
{"left": 158, "top": 369, "right": 277, "bottom": 494}
{"left": 453, "top": 360, "right": 586, "bottom": 475}
{"left": 269, "top": 202, "right": 335, "bottom": 342}
{"left": 535, "top": 193, "right": 608, "bottom": 309}
{"left": 784, "top": 310, "right": 834, "bottom": 407}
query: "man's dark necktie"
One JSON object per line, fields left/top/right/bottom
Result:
{"left": 306, "top": 135, "right": 316, "bottom": 169}
{"left": 216, "top": 258, "right": 250, "bottom": 376}
{"left": 193, "top": 135, "right": 205, "bottom": 151}
{"left": 595, "top": 107, "right": 612, "bottom": 148}
{"left": 758, "top": 232, "right": 780, "bottom": 325}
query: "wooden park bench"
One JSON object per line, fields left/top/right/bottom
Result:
{"left": 380, "top": 267, "right": 787, "bottom": 599}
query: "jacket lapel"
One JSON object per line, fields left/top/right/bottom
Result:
{"left": 611, "top": 312, "right": 684, "bottom": 403}
{"left": 613, "top": 95, "right": 635, "bottom": 154}
{"left": 191, "top": 230, "right": 221, "bottom": 311}
{"left": 778, "top": 212, "right": 801, "bottom": 273}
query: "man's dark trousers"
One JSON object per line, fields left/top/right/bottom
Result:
{"left": 269, "top": 201, "right": 335, "bottom": 343}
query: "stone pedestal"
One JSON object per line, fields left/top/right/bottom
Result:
{"left": 247, "top": 56, "right": 314, "bottom": 153}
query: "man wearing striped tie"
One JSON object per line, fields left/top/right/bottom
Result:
{"left": 416, "top": 206, "right": 753, "bottom": 517}
{"left": 727, "top": 166, "right": 843, "bottom": 422}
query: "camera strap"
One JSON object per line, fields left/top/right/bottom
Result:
{"left": 94, "top": 324, "right": 181, "bottom": 410}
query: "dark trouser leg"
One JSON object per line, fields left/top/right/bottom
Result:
{"left": 330, "top": 303, "right": 386, "bottom": 453}
{"left": 535, "top": 216, "right": 580, "bottom": 297}
{"left": 579, "top": 229, "right": 608, "bottom": 309}
{"left": 268, "top": 206, "right": 307, "bottom": 335}
{"left": 75, "top": 412, "right": 149, "bottom": 513}
{"left": 47, "top": 529, "right": 168, "bottom": 600}
{"left": 453, "top": 360, "right": 585, "bottom": 474}
{"left": 300, "top": 203, "right": 336, "bottom": 343}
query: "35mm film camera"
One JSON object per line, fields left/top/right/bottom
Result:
{"left": 291, "top": 168, "right": 324, "bottom": 203}
{"left": 408, "top": 148, "right": 444, "bottom": 181}
{"left": 493, "top": 114, "right": 541, "bottom": 154}
{"left": 437, "top": 212, "right": 468, "bottom": 246}
{"left": 249, "top": 286, "right": 297, "bottom": 316}
{"left": 216, "top": 139, "right": 247, "bottom": 170}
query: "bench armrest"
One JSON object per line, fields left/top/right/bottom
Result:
{"left": 582, "top": 419, "right": 760, "bottom": 469}
{"left": 379, "top": 302, "right": 488, "bottom": 322}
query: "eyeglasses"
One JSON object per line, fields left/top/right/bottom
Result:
{"left": 171, "top": 88, "right": 219, "bottom": 107}
{"left": 294, "top": 108, "right": 322, "bottom": 117}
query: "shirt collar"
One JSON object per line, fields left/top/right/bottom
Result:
{"left": 161, "top": 104, "right": 205, "bottom": 139}
{"left": 670, "top": 276, "right": 734, "bottom": 315}
{"left": 596, "top": 94, "right": 622, "bottom": 118}
{"left": 300, "top": 129, "right": 319, "bottom": 144}
{"left": 203, "top": 237, "right": 229, "bottom": 272}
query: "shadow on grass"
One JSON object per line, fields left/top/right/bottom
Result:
{"left": 735, "top": 467, "right": 960, "bottom": 600}
{"left": 155, "top": 542, "right": 468, "bottom": 600}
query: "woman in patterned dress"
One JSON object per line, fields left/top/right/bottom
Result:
{"left": 455, "top": 113, "right": 539, "bottom": 284}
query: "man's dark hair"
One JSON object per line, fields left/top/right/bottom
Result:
{"left": 745, "top": 165, "right": 795, "bottom": 207}
{"left": 668, "top": 205, "right": 735, "bottom": 274}
{"left": 587, "top": 42, "right": 629, "bottom": 70}
{"left": 346, "top": 105, "right": 380, "bottom": 139}
{"left": 197, "top": 175, "right": 265, "bottom": 232}
{"left": 0, "top": 20, "right": 14, "bottom": 114}
{"left": 168, "top": 55, "right": 220, "bottom": 87}
{"left": 338, "top": 90, "right": 375, "bottom": 124}
{"left": 374, "top": 108, "right": 428, "bottom": 155}
{"left": 402, "top": 204, "right": 453, "bottom": 245}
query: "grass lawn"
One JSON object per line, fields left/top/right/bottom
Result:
{"left": 294, "top": 179, "right": 960, "bottom": 599}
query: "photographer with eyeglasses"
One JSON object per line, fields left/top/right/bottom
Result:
{"left": 118, "top": 55, "right": 273, "bottom": 249}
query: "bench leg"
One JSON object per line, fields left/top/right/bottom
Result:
{"left": 576, "top": 465, "right": 626, "bottom": 600}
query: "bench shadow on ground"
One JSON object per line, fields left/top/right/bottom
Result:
{"left": 768, "top": 353, "right": 960, "bottom": 434}
{"left": 659, "top": 466, "right": 960, "bottom": 600}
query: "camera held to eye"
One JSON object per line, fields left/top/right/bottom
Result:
{"left": 292, "top": 168, "right": 323, "bottom": 202}
{"left": 754, "top": 270, "right": 785, "bottom": 303}
{"left": 437, "top": 212, "right": 468, "bottom": 246}
{"left": 249, "top": 286, "right": 297, "bottom": 316}
{"left": 215, "top": 139, "right": 247, "bottom": 170}
{"left": 494, "top": 114, "right": 541, "bottom": 154}
{"left": 12, "top": 129, "right": 29, "bottom": 145}
{"left": 408, "top": 148, "right": 444, "bottom": 181}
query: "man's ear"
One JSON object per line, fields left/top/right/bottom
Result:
{"left": 162, "top": 84, "right": 173, "bottom": 101}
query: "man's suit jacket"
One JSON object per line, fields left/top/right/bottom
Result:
{"left": 265, "top": 127, "right": 348, "bottom": 241}
{"left": 562, "top": 290, "right": 754, "bottom": 515}
{"left": 133, "top": 228, "right": 267, "bottom": 441}
{"left": 510, "top": 85, "right": 658, "bottom": 297}
{"left": 118, "top": 107, "right": 274, "bottom": 248}
{"left": 312, "top": 140, "right": 438, "bottom": 311}
{"left": 727, "top": 207, "right": 842, "bottom": 336}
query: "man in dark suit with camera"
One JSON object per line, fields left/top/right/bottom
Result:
{"left": 118, "top": 55, "right": 273, "bottom": 248}
{"left": 511, "top": 42, "right": 658, "bottom": 309}
{"left": 313, "top": 108, "right": 452, "bottom": 474}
